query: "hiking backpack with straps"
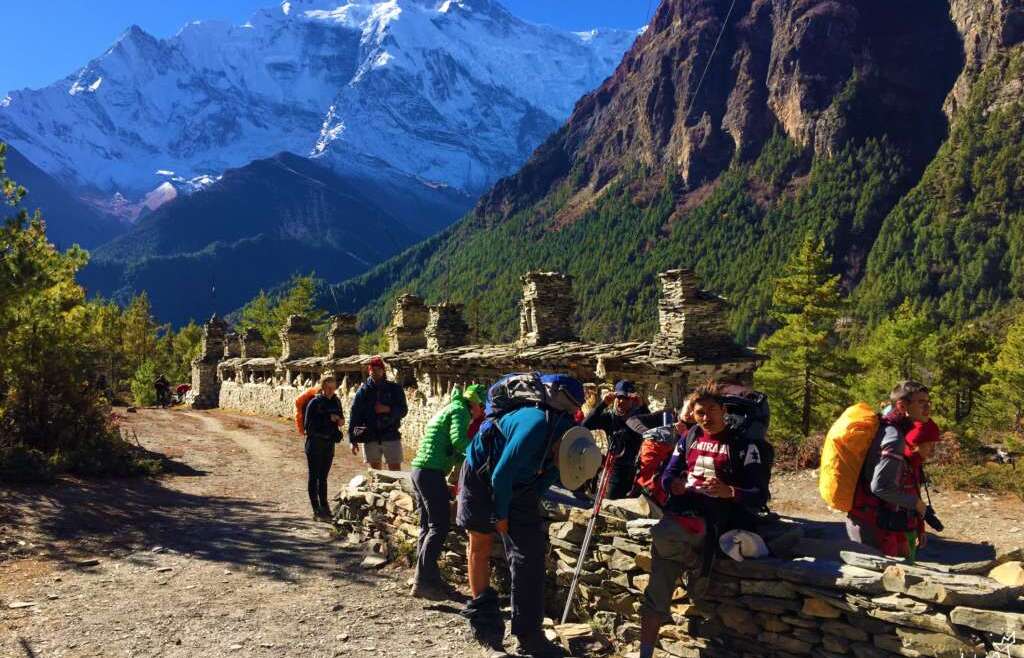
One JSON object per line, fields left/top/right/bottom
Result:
{"left": 632, "top": 390, "right": 774, "bottom": 512}
{"left": 472, "top": 372, "right": 557, "bottom": 480}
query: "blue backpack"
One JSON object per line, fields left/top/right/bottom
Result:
{"left": 471, "top": 372, "right": 582, "bottom": 480}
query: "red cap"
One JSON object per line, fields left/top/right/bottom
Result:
{"left": 368, "top": 356, "right": 386, "bottom": 370}
{"left": 906, "top": 419, "right": 941, "bottom": 447}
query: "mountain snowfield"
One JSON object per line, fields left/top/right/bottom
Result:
{"left": 0, "top": 0, "right": 638, "bottom": 216}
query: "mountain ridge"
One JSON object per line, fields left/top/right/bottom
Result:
{"left": 327, "top": 0, "right": 1024, "bottom": 344}
{"left": 0, "top": 0, "right": 638, "bottom": 211}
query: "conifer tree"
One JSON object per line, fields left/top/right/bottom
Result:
{"left": 755, "top": 237, "right": 856, "bottom": 440}
{"left": 983, "top": 314, "right": 1024, "bottom": 436}
{"left": 851, "top": 301, "right": 938, "bottom": 405}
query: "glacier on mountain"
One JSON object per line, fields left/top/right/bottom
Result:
{"left": 0, "top": 0, "right": 637, "bottom": 208}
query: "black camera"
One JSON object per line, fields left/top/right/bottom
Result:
{"left": 923, "top": 505, "right": 944, "bottom": 532}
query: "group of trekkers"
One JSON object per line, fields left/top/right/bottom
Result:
{"left": 296, "top": 357, "right": 944, "bottom": 658}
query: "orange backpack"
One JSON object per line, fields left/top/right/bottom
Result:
{"left": 819, "top": 403, "right": 881, "bottom": 512}
{"left": 294, "top": 387, "right": 319, "bottom": 434}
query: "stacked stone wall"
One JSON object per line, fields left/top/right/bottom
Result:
{"left": 335, "top": 472, "right": 1024, "bottom": 658}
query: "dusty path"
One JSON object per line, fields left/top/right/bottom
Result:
{"left": 0, "top": 408, "right": 481, "bottom": 658}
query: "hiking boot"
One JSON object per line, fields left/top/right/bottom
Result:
{"left": 410, "top": 581, "right": 447, "bottom": 601}
{"left": 470, "top": 625, "right": 506, "bottom": 655}
{"left": 514, "top": 631, "right": 564, "bottom": 657}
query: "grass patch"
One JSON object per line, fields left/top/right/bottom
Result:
{"left": 930, "top": 462, "right": 1024, "bottom": 500}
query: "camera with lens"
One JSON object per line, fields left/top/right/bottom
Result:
{"left": 923, "top": 505, "right": 944, "bottom": 532}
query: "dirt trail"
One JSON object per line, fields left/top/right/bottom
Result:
{"left": 3, "top": 409, "right": 1021, "bottom": 658}
{"left": 0, "top": 408, "right": 481, "bottom": 658}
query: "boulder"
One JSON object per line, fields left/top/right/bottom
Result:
{"left": 949, "top": 606, "right": 1024, "bottom": 636}
{"left": 989, "top": 561, "right": 1024, "bottom": 587}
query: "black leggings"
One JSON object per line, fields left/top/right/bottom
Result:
{"left": 305, "top": 436, "right": 335, "bottom": 512}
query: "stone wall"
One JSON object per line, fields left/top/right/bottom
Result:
{"left": 207, "top": 269, "right": 764, "bottom": 455}
{"left": 335, "top": 472, "right": 1024, "bottom": 658}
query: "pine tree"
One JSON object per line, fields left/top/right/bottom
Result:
{"left": 755, "top": 237, "right": 857, "bottom": 440}
{"left": 851, "top": 301, "right": 938, "bottom": 405}
{"left": 238, "top": 275, "right": 327, "bottom": 356}
{"left": 932, "top": 323, "right": 993, "bottom": 425}
{"left": 122, "top": 293, "right": 157, "bottom": 373}
{"left": 983, "top": 314, "right": 1024, "bottom": 437}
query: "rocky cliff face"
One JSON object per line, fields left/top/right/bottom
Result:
{"left": 478, "top": 0, "right": 969, "bottom": 218}
{"left": 946, "top": 0, "right": 1024, "bottom": 118}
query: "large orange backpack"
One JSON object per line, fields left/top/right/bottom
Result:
{"left": 819, "top": 403, "right": 881, "bottom": 512}
{"left": 294, "top": 387, "right": 319, "bottom": 434}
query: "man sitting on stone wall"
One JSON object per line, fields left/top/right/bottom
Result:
{"left": 638, "top": 382, "right": 770, "bottom": 658}
{"left": 348, "top": 356, "right": 408, "bottom": 470}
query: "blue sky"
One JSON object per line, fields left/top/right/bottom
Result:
{"left": 2, "top": 1, "right": 654, "bottom": 94}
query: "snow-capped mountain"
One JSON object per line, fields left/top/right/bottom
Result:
{"left": 0, "top": 0, "right": 637, "bottom": 206}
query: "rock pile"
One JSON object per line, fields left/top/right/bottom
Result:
{"left": 186, "top": 315, "right": 229, "bottom": 409}
{"left": 335, "top": 473, "right": 1024, "bottom": 658}
{"left": 650, "top": 269, "right": 737, "bottom": 360}
{"left": 519, "top": 271, "right": 578, "bottom": 347}
{"left": 239, "top": 328, "right": 266, "bottom": 358}
{"left": 328, "top": 314, "right": 360, "bottom": 358}
{"left": 387, "top": 294, "right": 428, "bottom": 352}
{"left": 280, "top": 314, "right": 315, "bottom": 361}
{"left": 426, "top": 303, "right": 470, "bottom": 351}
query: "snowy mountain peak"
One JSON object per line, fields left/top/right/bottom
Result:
{"left": 0, "top": 0, "right": 639, "bottom": 205}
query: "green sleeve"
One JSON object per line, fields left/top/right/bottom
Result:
{"left": 449, "top": 406, "right": 471, "bottom": 457}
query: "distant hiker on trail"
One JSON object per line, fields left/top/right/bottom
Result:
{"left": 295, "top": 384, "right": 320, "bottom": 434}
{"left": 303, "top": 374, "right": 344, "bottom": 522}
{"left": 409, "top": 384, "right": 486, "bottom": 600}
{"left": 458, "top": 373, "right": 601, "bottom": 657}
{"left": 348, "top": 356, "right": 408, "bottom": 470}
{"left": 154, "top": 373, "right": 171, "bottom": 407}
{"left": 638, "top": 382, "right": 770, "bottom": 658}
{"left": 582, "top": 379, "right": 664, "bottom": 499}
{"left": 847, "top": 381, "right": 943, "bottom": 558}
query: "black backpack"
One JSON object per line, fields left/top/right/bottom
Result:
{"left": 721, "top": 391, "right": 774, "bottom": 512}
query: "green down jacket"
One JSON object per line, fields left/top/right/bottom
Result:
{"left": 411, "top": 387, "right": 472, "bottom": 473}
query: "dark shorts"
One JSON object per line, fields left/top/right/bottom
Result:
{"left": 456, "top": 460, "right": 496, "bottom": 534}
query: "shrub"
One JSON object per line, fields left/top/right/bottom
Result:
{"left": 130, "top": 360, "right": 158, "bottom": 407}
{"left": 0, "top": 444, "right": 55, "bottom": 483}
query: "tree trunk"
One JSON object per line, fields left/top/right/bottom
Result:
{"left": 802, "top": 365, "right": 812, "bottom": 437}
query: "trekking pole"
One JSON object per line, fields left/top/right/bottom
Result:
{"left": 560, "top": 447, "right": 619, "bottom": 624}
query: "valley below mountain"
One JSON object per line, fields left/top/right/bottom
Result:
{"left": 331, "top": 0, "right": 1024, "bottom": 345}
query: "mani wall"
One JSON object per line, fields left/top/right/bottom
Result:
{"left": 335, "top": 471, "right": 1024, "bottom": 658}
{"left": 190, "top": 270, "right": 764, "bottom": 454}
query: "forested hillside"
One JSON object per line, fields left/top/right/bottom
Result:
{"left": 331, "top": 0, "right": 1024, "bottom": 348}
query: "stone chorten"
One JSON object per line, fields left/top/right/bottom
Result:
{"left": 280, "top": 315, "right": 315, "bottom": 361}
{"left": 188, "top": 315, "right": 229, "bottom": 409}
{"left": 649, "top": 269, "right": 737, "bottom": 359}
{"left": 327, "top": 314, "right": 360, "bottom": 358}
{"left": 387, "top": 294, "right": 428, "bottom": 352}
{"left": 223, "top": 331, "right": 241, "bottom": 359}
{"left": 239, "top": 328, "right": 266, "bottom": 359}
{"left": 518, "top": 271, "right": 577, "bottom": 347}
{"left": 426, "top": 303, "right": 469, "bottom": 351}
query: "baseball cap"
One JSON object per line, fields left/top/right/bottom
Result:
{"left": 613, "top": 380, "right": 636, "bottom": 397}
{"left": 368, "top": 356, "right": 386, "bottom": 370}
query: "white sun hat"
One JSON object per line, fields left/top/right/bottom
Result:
{"left": 719, "top": 529, "right": 770, "bottom": 562}
{"left": 558, "top": 426, "right": 602, "bottom": 491}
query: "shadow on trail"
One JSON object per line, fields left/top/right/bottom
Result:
{"left": 774, "top": 515, "right": 998, "bottom": 565}
{"left": 0, "top": 476, "right": 373, "bottom": 585}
